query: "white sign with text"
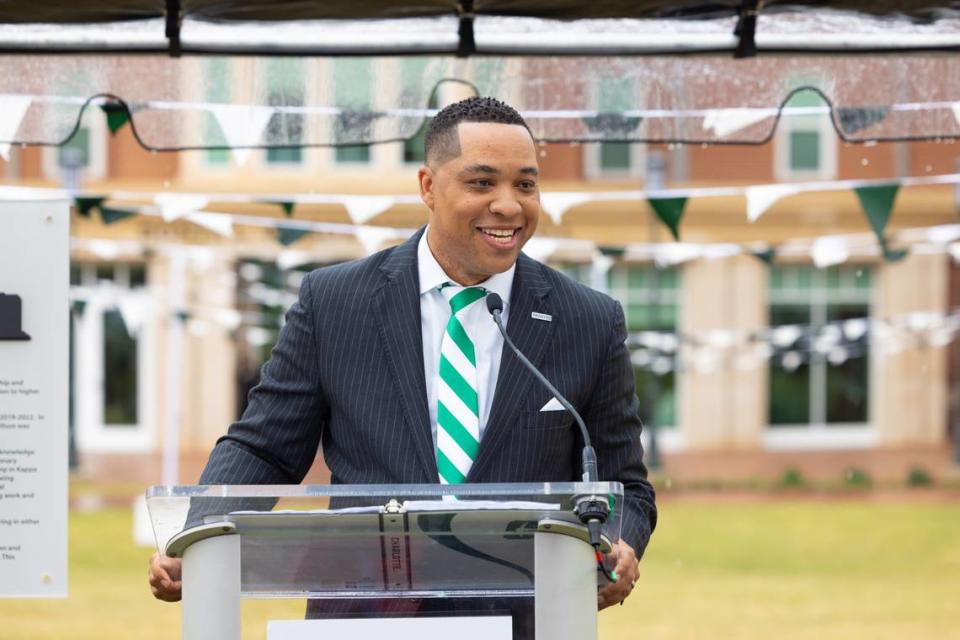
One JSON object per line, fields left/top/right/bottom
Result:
{"left": 268, "top": 616, "right": 512, "bottom": 640}
{"left": 0, "top": 200, "right": 69, "bottom": 598}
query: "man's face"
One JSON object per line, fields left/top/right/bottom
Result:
{"left": 418, "top": 122, "right": 540, "bottom": 286}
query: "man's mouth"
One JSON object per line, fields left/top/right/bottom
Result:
{"left": 478, "top": 227, "right": 520, "bottom": 246}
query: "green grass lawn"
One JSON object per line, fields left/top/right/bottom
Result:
{"left": 0, "top": 500, "right": 957, "bottom": 639}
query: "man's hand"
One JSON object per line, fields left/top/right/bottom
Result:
{"left": 149, "top": 552, "right": 183, "bottom": 602}
{"left": 597, "top": 540, "right": 639, "bottom": 610}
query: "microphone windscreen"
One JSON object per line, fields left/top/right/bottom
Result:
{"left": 485, "top": 292, "right": 504, "bottom": 315}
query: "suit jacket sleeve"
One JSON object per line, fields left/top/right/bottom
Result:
{"left": 198, "top": 271, "right": 328, "bottom": 486}
{"left": 581, "top": 299, "right": 657, "bottom": 557}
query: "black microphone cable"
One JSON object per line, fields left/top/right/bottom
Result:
{"left": 484, "top": 292, "right": 615, "bottom": 582}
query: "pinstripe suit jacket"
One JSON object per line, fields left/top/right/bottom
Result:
{"left": 199, "top": 228, "right": 656, "bottom": 555}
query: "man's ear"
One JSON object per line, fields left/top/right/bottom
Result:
{"left": 418, "top": 166, "right": 435, "bottom": 210}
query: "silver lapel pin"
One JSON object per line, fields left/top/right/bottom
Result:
{"left": 531, "top": 312, "right": 552, "bottom": 322}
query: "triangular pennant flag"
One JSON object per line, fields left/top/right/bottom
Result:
{"left": 749, "top": 246, "right": 777, "bottom": 265}
{"left": 117, "top": 297, "right": 147, "bottom": 338}
{"left": 855, "top": 183, "right": 900, "bottom": 246}
{"left": 882, "top": 243, "right": 908, "bottom": 263}
{"left": 341, "top": 196, "right": 395, "bottom": 225}
{"left": 811, "top": 236, "right": 849, "bottom": 268}
{"left": 208, "top": 104, "right": 275, "bottom": 166}
{"left": 275, "top": 201, "right": 296, "bottom": 217}
{"left": 276, "top": 250, "right": 313, "bottom": 271}
{"left": 99, "top": 206, "right": 138, "bottom": 225}
{"left": 155, "top": 193, "right": 209, "bottom": 222}
{"left": 598, "top": 245, "right": 626, "bottom": 258}
{"left": 354, "top": 225, "right": 397, "bottom": 256}
{"left": 74, "top": 196, "right": 105, "bottom": 218}
{"left": 540, "top": 192, "right": 591, "bottom": 225}
{"left": 98, "top": 102, "right": 130, "bottom": 135}
{"left": 186, "top": 212, "right": 234, "bottom": 237}
{"left": 276, "top": 226, "right": 310, "bottom": 247}
{"left": 952, "top": 102, "right": 960, "bottom": 128}
{"left": 647, "top": 197, "right": 687, "bottom": 241}
{"left": 521, "top": 237, "right": 558, "bottom": 262}
{"left": 702, "top": 108, "right": 770, "bottom": 138}
{"left": 836, "top": 107, "right": 890, "bottom": 135}
{"left": 653, "top": 243, "right": 701, "bottom": 267}
{"left": 71, "top": 300, "right": 87, "bottom": 317}
{"left": 745, "top": 184, "right": 799, "bottom": 223}
{"left": 0, "top": 94, "right": 32, "bottom": 161}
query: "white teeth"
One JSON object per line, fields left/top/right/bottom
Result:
{"left": 481, "top": 228, "right": 516, "bottom": 238}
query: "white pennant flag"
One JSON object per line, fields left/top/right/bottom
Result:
{"left": 745, "top": 184, "right": 799, "bottom": 223}
{"left": 341, "top": 196, "right": 396, "bottom": 225}
{"left": 522, "top": 237, "right": 558, "bottom": 262}
{"left": 208, "top": 104, "right": 275, "bottom": 166}
{"left": 654, "top": 243, "right": 702, "bottom": 267}
{"left": 0, "top": 95, "right": 32, "bottom": 161}
{"left": 703, "top": 108, "right": 771, "bottom": 138}
{"left": 540, "top": 192, "right": 592, "bottom": 225}
{"left": 355, "top": 225, "right": 398, "bottom": 256}
{"left": 276, "top": 249, "right": 312, "bottom": 271}
{"left": 952, "top": 102, "right": 960, "bottom": 127}
{"left": 811, "top": 235, "right": 850, "bottom": 268}
{"left": 117, "top": 297, "right": 149, "bottom": 338}
{"left": 155, "top": 193, "right": 210, "bottom": 222}
{"left": 186, "top": 212, "right": 234, "bottom": 237}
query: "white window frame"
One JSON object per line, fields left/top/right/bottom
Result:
{"left": 774, "top": 88, "right": 838, "bottom": 181}
{"left": 327, "top": 58, "right": 384, "bottom": 172}
{"left": 43, "top": 107, "right": 108, "bottom": 182}
{"left": 766, "top": 264, "right": 873, "bottom": 448}
{"left": 72, "top": 263, "right": 156, "bottom": 454}
{"left": 584, "top": 78, "right": 646, "bottom": 180}
{"left": 257, "top": 58, "right": 320, "bottom": 173}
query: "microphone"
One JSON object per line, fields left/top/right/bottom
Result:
{"left": 485, "top": 292, "right": 610, "bottom": 552}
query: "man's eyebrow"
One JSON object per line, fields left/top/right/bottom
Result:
{"left": 459, "top": 164, "right": 500, "bottom": 176}
{"left": 458, "top": 164, "right": 540, "bottom": 177}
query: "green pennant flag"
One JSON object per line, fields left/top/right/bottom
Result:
{"left": 99, "top": 206, "right": 137, "bottom": 225}
{"left": 749, "top": 246, "right": 777, "bottom": 265}
{"left": 647, "top": 197, "right": 687, "bottom": 241}
{"left": 277, "top": 226, "right": 310, "bottom": 246}
{"left": 855, "top": 183, "right": 899, "bottom": 245}
{"left": 175, "top": 311, "right": 191, "bottom": 323}
{"left": 98, "top": 103, "right": 130, "bottom": 135}
{"left": 598, "top": 245, "right": 626, "bottom": 258}
{"left": 882, "top": 244, "right": 908, "bottom": 263}
{"left": 74, "top": 197, "right": 105, "bottom": 218}
{"left": 271, "top": 201, "right": 295, "bottom": 217}
{"left": 71, "top": 300, "right": 87, "bottom": 317}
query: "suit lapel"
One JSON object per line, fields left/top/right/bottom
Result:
{"left": 373, "top": 229, "right": 436, "bottom": 481}
{"left": 467, "top": 254, "right": 554, "bottom": 481}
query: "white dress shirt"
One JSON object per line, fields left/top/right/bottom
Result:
{"left": 418, "top": 228, "right": 513, "bottom": 449}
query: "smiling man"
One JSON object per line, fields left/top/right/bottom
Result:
{"left": 150, "top": 97, "right": 656, "bottom": 633}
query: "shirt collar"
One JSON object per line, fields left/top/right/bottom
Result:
{"left": 418, "top": 227, "right": 515, "bottom": 306}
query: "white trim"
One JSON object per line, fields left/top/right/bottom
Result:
{"left": 763, "top": 426, "right": 877, "bottom": 451}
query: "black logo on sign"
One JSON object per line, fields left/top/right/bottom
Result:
{"left": 0, "top": 293, "right": 31, "bottom": 341}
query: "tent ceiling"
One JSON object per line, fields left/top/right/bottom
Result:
{"left": 0, "top": 2, "right": 958, "bottom": 55}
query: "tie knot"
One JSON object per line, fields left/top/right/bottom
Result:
{"left": 442, "top": 283, "right": 487, "bottom": 314}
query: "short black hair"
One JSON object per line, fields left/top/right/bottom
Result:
{"left": 424, "top": 96, "right": 531, "bottom": 165}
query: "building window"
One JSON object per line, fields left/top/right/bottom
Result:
{"left": 333, "top": 58, "right": 373, "bottom": 165}
{"left": 768, "top": 265, "right": 871, "bottom": 427}
{"left": 264, "top": 58, "right": 305, "bottom": 165}
{"left": 43, "top": 105, "right": 108, "bottom": 183}
{"left": 401, "top": 58, "right": 434, "bottom": 165}
{"left": 776, "top": 88, "right": 836, "bottom": 180}
{"left": 586, "top": 77, "right": 644, "bottom": 178}
{"left": 204, "top": 58, "right": 231, "bottom": 166}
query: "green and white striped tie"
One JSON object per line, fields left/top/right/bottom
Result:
{"left": 437, "top": 284, "right": 487, "bottom": 484}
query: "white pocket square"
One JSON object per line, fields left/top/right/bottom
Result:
{"left": 540, "top": 397, "right": 565, "bottom": 412}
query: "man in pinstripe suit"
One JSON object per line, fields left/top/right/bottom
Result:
{"left": 151, "top": 97, "right": 657, "bottom": 622}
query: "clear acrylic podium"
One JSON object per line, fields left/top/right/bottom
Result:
{"left": 146, "top": 482, "right": 624, "bottom": 640}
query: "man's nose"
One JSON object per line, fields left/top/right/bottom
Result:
{"left": 489, "top": 190, "right": 522, "bottom": 216}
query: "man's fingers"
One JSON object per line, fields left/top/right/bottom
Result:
{"left": 149, "top": 552, "right": 183, "bottom": 602}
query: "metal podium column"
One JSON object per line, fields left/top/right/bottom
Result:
{"left": 182, "top": 533, "right": 241, "bottom": 640}
{"left": 534, "top": 525, "right": 597, "bottom": 640}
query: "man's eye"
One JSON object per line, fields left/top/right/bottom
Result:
{"left": 519, "top": 181, "right": 537, "bottom": 191}
{"left": 472, "top": 179, "right": 493, "bottom": 188}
